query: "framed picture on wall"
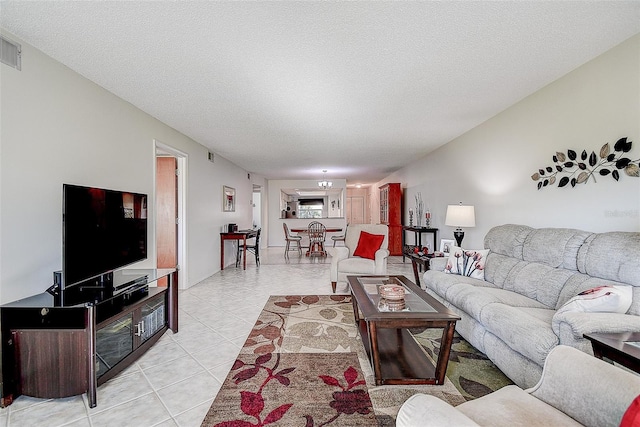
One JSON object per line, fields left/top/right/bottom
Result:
{"left": 440, "top": 239, "right": 455, "bottom": 255}
{"left": 223, "top": 186, "right": 236, "bottom": 212}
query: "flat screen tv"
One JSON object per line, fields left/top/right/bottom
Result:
{"left": 63, "top": 184, "right": 148, "bottom": 289}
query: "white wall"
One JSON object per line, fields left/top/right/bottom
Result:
{"left": 377, "top": 34, "right": 640, "bottom": 249}
{"left": 0, "top": 31, "right": 252, "bottom": 303}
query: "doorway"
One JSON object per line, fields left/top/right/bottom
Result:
{"left": 155, "top": 141, "right": 187, "bottom": 289}
{"left": 252, "top": 185, "right": 262, "bottom": 229}
{"left": 347, "top": 196, "right": 365, "bottom": 224}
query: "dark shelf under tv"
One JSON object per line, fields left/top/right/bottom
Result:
{"left": 0, "top": 268, "right": 178, "bottom": 408}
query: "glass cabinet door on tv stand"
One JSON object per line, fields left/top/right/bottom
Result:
{"left": 96, "top": 313, "right": 134, "bottom": 376}
{"left": 0, "top": 268, "right": 178, "bottom": 409}
{"left": 95, "top": 292, "right": 166, "bottom": 377}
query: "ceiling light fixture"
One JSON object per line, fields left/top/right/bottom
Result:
{"left": 318, "top": 170, "right": 333, "bottom": 189}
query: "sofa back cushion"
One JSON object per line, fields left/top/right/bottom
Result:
{"left": 523, "top": 228, "right": 593, "bottom": 270}
{"left": 484, "top": 253, "right": 577, "bottom": 308}
{"left": 577, "top": 232, "right": 640, "bottom": 286}
{"left": 484, "top": 224, "right": 593, "bottom": 270}
{"left": 483, "top": 224, "right": 640, "bottom": 310}
{"left": 483, "top": 224, "right": 532, "bottom": 259}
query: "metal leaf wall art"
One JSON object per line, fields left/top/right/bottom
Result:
{"left": 532, "top": 137, "right": 639, "bottom": 190}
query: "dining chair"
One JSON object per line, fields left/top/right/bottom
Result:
{"left": 236, "top": 229, "right": 261, "bottom": 267}
{"left": 331, "top": 224, "right": 348, "bottom": 247}
{"left": 307, "top": 221, "right": 327, "bottom": 257}
{"left": 283, "top": 223, "right": 302, "bottom": 257}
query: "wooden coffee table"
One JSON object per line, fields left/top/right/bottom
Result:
{"left": 347, "top": 275, "right": 460, "bottom": 386}
{"left": 584, "top": 332, "right": 640, "bottom": 374}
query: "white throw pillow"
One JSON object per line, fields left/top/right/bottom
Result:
{"left": 444, "top": 246, "right": 489, "bottom": 280}
{"left": 556, "top": 285, "right": 632, "bottom": 315}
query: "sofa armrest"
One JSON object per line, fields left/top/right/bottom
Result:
{"left": 527, "top": 345, "right": 640, "bottom": 427}
{"left": 552, "top": 311, "right": 640, "bottom": 339}
{"left": 429, "top": 256, "right": 448, "bottom": 271}
{"left": 329, "top": 246, "right": 349, "bottom": 262}
{"left": 327, "top": 246, "right": 348, "bottom": 260}
{"left": 373, "top": 248, "right": 390, "bottom": 274}
{"left": 396, "top": 394, "right": 479, "bottom": 427}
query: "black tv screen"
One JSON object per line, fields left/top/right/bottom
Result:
{"left": 63, "top": 184, "right": 148, "bottom": 289}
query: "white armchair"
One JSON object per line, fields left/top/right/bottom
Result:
{"left": 329, "top": 224, "right": 389, "bottom": 293}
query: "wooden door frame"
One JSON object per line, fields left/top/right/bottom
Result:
{"left": 154, "top": 140, "right": 187, "bottom": 290}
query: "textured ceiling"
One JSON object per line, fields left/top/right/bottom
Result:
{"left": 2, "top": 1, "right": 639, "bottom": 185}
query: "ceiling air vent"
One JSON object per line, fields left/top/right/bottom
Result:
{"left": 1, "top": 35, "right": 21, "bottom": 70}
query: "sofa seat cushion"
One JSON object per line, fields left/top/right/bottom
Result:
{"left": 424, "top": 271, "right": 495, "bottom": 297}
{"left": 458, "top": 385, "right": 582, "bottom": 427}
{"left": 441, "top": 284, "right": 549, "bottom": 322}
{"left": 337, "top": 257, "right": 376, "bottom": 274}
{"left": 479, "top": 288, "right": 549, "bottom": 309}
{"left": 480, "top": 304, "right": 558, "bottom": 366}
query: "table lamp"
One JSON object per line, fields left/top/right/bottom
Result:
{"left": 445, "top": 203, "right": 476, "bottom": 247}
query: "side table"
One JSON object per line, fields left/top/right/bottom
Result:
{"left": 402, "top": 226, "right": 438, "bottom": 262}
{"left": 403, "top": 251, "right": 445, "bottom": 287}
{"left": 583, "top": 332, "right": 640, "bottom": 374}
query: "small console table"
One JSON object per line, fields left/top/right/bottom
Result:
{"left": 402, "top": 226, "right": 438, "bottom": 262}
{"left": 403, "top": 252, "right": 447, "bottom": 287}
{"left": 220, "top": 229, "right": 258, "bottom": 270}
{"left": 0, "top": 268, "right": 178, "bottom": 408}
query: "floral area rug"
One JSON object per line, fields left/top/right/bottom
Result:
{"left": 203, "top": 352, "right": 375, "bottom": 426}
{"left": 201, "top": 295, "right": 466, "bottom": 426}
{"left": 412, "top": 328, "right": 514, "bottom": 400}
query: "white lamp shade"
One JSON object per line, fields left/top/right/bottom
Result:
{"left": 445, "top": 205, "right": 476, "bottom": 227}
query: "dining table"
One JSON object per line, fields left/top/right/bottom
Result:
{"left": 291, "top": 226, "right": 343, "bottom": 256}
{"left": 220, "top": 229, "right": 258, "bottom": 270}
{"left": 290, "top": 227, "right": 343, "bottom": 233}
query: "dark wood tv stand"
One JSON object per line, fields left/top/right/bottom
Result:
{"left": 0, "top": 268, "right": 178, "bottom": 408}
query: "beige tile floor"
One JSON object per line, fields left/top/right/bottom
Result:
{"left": 0, "top": 248, "right": 415, "bottom": 427}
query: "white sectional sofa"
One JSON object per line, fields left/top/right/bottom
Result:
{"left": 423, "top": 224, "right": 640, "bottom": 388}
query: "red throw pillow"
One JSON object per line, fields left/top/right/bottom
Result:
{"left": 353, "top": 231, "right": 385, "bottom": 260}
{"left": 620, "top": 395, "right": 640, "bottom": 427}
